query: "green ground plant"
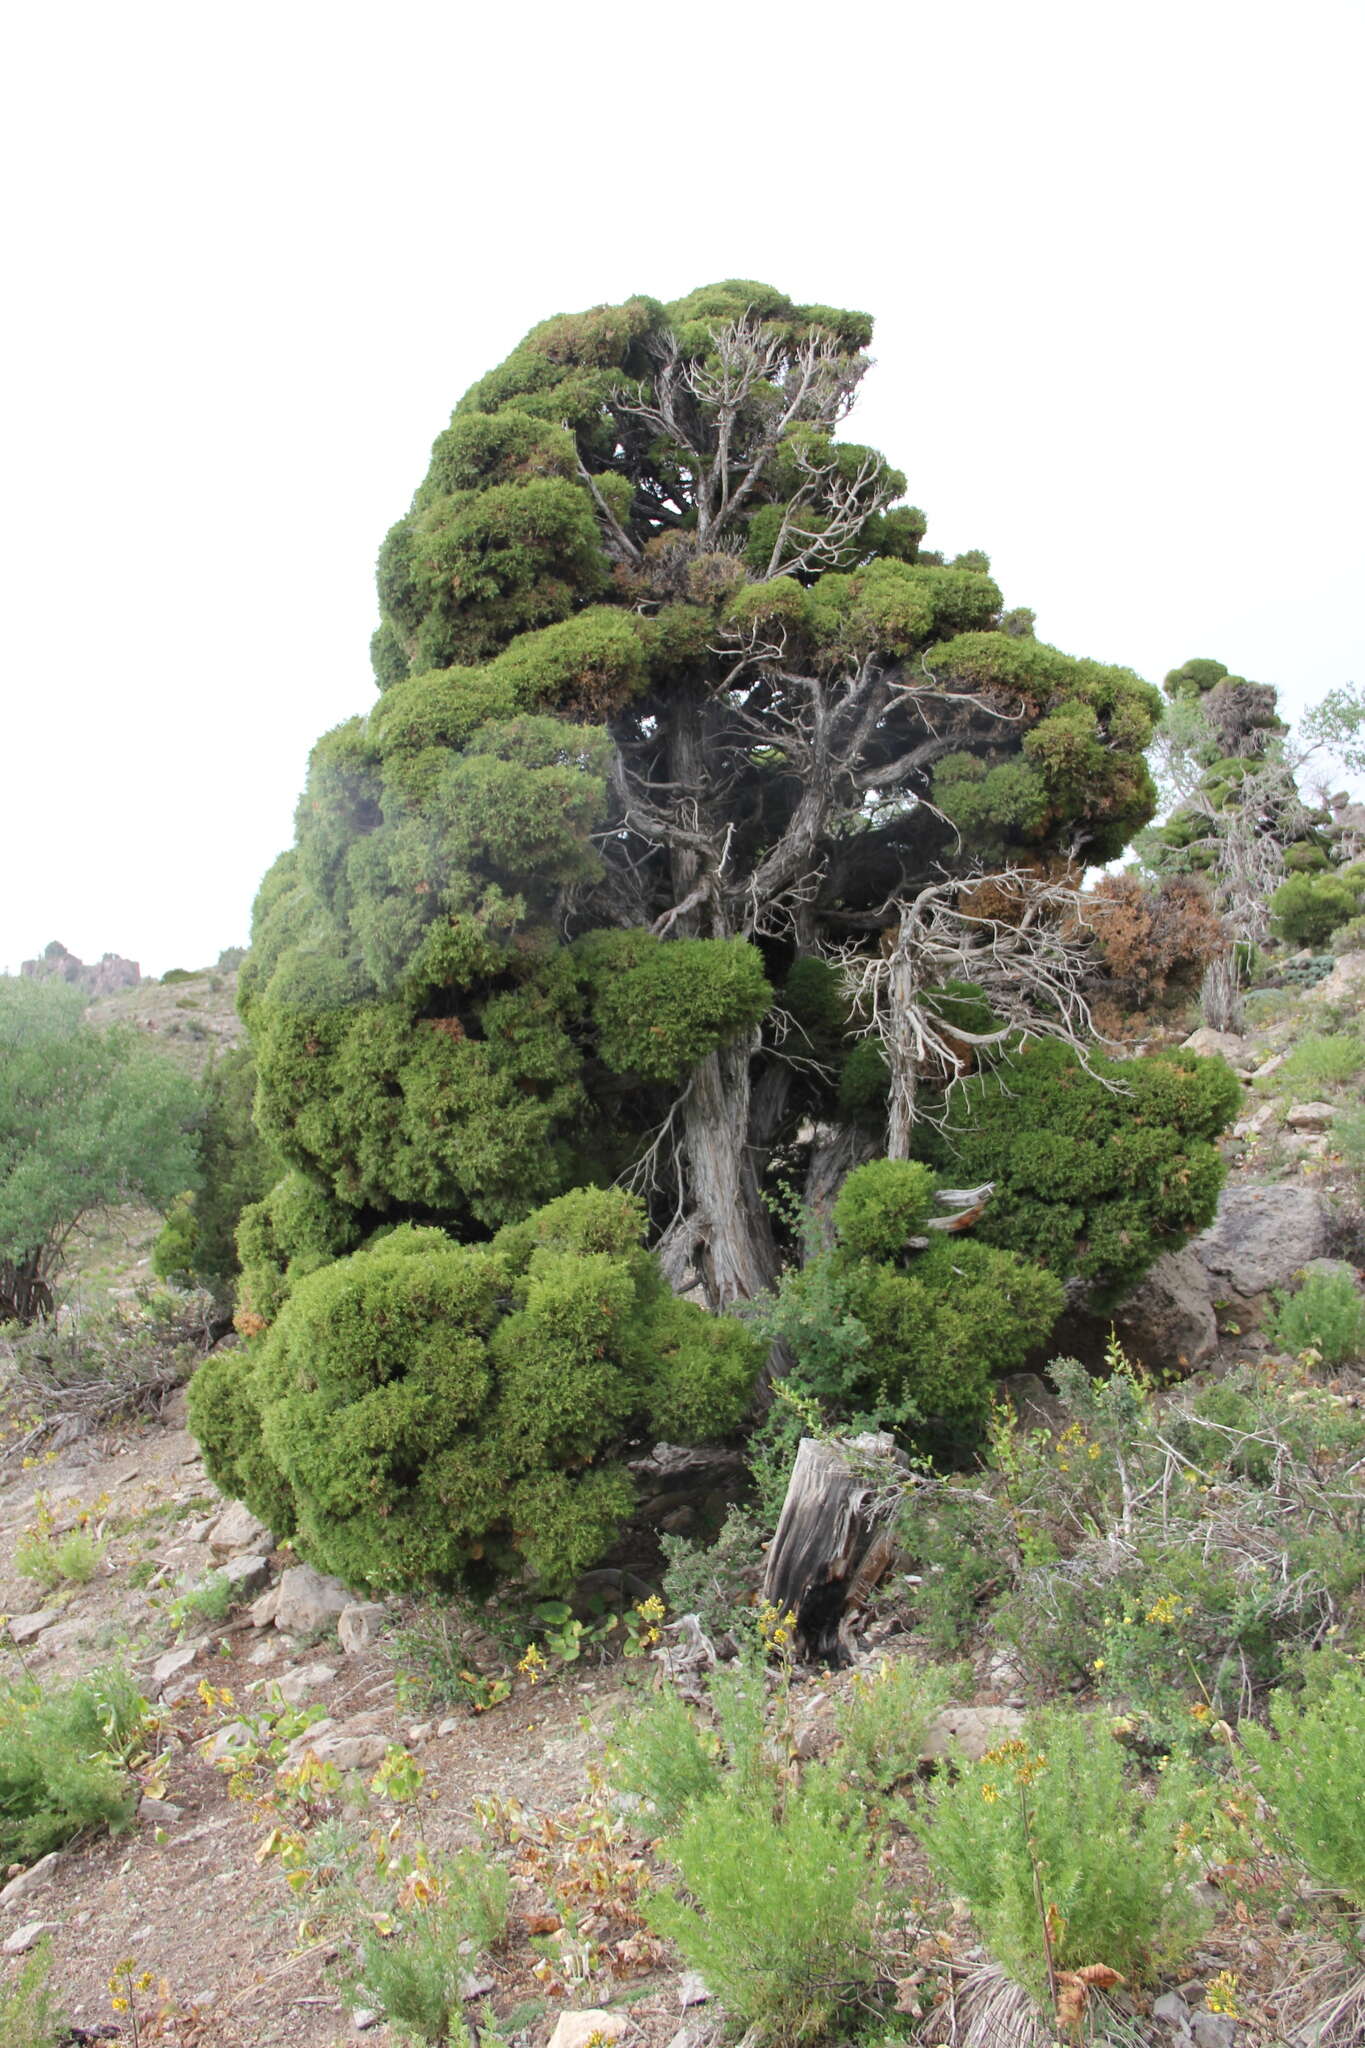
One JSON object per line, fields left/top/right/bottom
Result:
{"left": 1265, "top": 1270, "right": 1365, "bottom": 1365}
{"left": 345, "top": 1850, "right": 510, "bottom": 2046}
{"left": 1270, "top": 1031, "right": 1365, "bottom": 1092}
{"left": 0, "top": 1938, "right": 63, "bottom": 2048}
{"left": 914, "top": 1709, "right": 1208, "bottom": 2007}
{"left": 648, "top": 1787, "right": 884, "bottom": 2046}
{"left": 1241, "top": 1662, "right": 1365, "bottom": 1907}
{"left": 834, "top": 1653, "right": 968, "bottom": 1792}
{"left": 0, "top": 1668, "right": 150, "bottom": 1864}
{"left": 14, "top": 1527, "right": 105, "bottom": 1590}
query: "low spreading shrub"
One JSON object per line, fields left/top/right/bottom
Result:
{"left": 833, "top": 1654, "right": 967, "bottom": 1792}
{"left": 914, "top": 1709, "right": 1207, "bottom": 2004}
{"left": 14, "top": 1528, "right": 104, "bottom": 1591}
{"left": 1266, "top": 1270, "right": 1365, "bottom": 1365}
{"left": 344, "top": 1847, "right": 510, "bottom": 2046}
{"left": 189, "top": 1187, "right": 762, "bottom": 1593}
{"left": 0, "top": 1669, "right": 149, "bottom": 1865}
{"left": 755, "top": 1161, "right": 1064, "bottom": 1450}
{"left": 1241, "top": 1663, "right": 1365, "bottom": 1907}
{"left": 1271, "top": 1032, "right": 1365, "bottom": 1091}
{"left": 0, "top": 1938, "right": 62, "bottom": 2048}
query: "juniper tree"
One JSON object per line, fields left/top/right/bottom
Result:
{"left": 245, "top": 281, "right": 1193, "bottom": 1313}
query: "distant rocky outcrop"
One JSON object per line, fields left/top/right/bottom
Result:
{"left": 20, "top": 939, "right": 141, "bottom": 996}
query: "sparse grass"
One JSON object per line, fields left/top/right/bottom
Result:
{"left": 14, "top": 1527, "right": 105, "bottom": 1591}
{"left": 0, "top": 1937, "right": 63, "bottom": 2048}
{"left": 166, "top": 1572, "right": 236, "bottom": 1635}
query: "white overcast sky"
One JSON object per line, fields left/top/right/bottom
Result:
{"left": 2, "top": 0, "right": 1361, "bottom": 977}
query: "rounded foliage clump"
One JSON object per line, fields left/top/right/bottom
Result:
{"left": 188, "top": 1189, "right": 762, "bottom": 1593}
{"left": 916, "top": 1040, "right": 1239, "bottom": 1303}
{"left": 831, "top": 1160, "right": 936, "bottom": 1259}
{"left": 1270, "top": 869, "right": 1363, "bottom": 947}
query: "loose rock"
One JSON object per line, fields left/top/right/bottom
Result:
{"left": 207, "top": 1501, "right": 270, "bottom": 1555}
{"left": 3, "top": 1920, "right": 57, "bottom": 1954}
{"left": 547, "top": 2013, "right": 630, "bottom": 2048}
{"left": 0, "top": 1853, "right": 61, "bottom": 1909}
{"left": 338, "top": 1600, "right": 388, "bottom": 1654}
{"left": 273, "top": 1564, "right": 352, "bottom": 1635}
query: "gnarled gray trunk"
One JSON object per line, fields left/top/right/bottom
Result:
{"left": 657, "top": 1032, "right": 777, "bottom": 1310}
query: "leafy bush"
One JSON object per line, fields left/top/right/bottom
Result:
{"left": 915, "top": 1040, "right": 1240, "bottom": 1304}
{"left": 14, "top": 1528, "right": 104, "bottom": 1590}
{"left": 833, "top": 1654, "right": 967, "bottom": 1791}
{"left": 914, "top": 1710, "right": 1207, "bottom": 2003}
{"left": 189, "top": 1187, "right": 762, "bottom": 1593}
{"left": 153, "top": 1047, "right": 281, "bottom": 1296}
{"left": 0, "top": 1669, "right": 148, "bottom": 1864}
{"left": 660, "top": 1507, "right": 764, "bottom": 1642}
{"left": 756, "top": 1161, "right": 1064, "bottom": 1449}
{"left": 1270, "top": 870, "right": 1363, "bottom": 947}
{"left": 1266, "top": 1269, "right": 1365, "bottom": 1364}
{"left": 1241, "top": 1663, "right": 1365, "bottom": 1906}
{"left": 346, "top": 1848, "right": 509, "bottom": 2045}
{"left": 647, "top": 1787, "right": 884, "bottom": 2045}
{"left": 610, "top": 1684, "right": 725, "bottom": 1830}
{"left": 1272, "top": 1031, "right": 1365, "bottom": 1091}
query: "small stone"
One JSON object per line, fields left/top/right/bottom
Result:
{"left": 546, "top": 2012, "right": 629, "bottom": 2048}
{"left": 0, "top": 1853, "right": 61, "bottom": 1908}
{"left": 1285, "top": 1100, "right": 1336, "bottom": 1132}
{"left": 1182, "top": 1027, "right": 1248, "bottom": 1062}
{"left": 6, "top": 1612, "right": 59, "bottom": 1645}
{"left": 273, "top": 1564, "right": 352, "bottom": 1635}
{"left": 678, "top": 1971, "right": 711, "bottom": 2008}
{"left": 273, "top": 1662, "right": 338, "bottom": 1705}
{"left": 247, "top": 1641, "right": 283, "bottom": 1665}
{"left": 921, "top": 1704, "right": 1025, "bottom": 1763}
{"left": 152, "top": 1641, "right": 204, "bottom": 1690}
{"left": 208, "top": 1501, "right": 270, "bottom": 1555}
{"left": 1191, "top": 2014, "right": 1235, "bottom": 2048}
{"left": 247, "top": 1584, "right": 281, "bottom": 1628}
{"left": 338, "top": 1600, "right": 388, "bottom": 1654}
{"left": 1153, "top": 1989, "right": 1193, "bottom": 2034}
{"left": 3, "top": 1920, "right": 57, "bottom": 1954}
{"left": 460, "top": 1973, "right": 496, "bottom": 1999}
{"left": 138, "top": 1796, "right": 183, "bottom": 1824}
{"left": 312, "top": 1734, "right": 390, "bottom": 1771}
{"left": 352, "top": 2009, "right": 381, "bottom": 2032}
{"left": 219, "top": 1553, "right": 270, "bottom": 1595}
{"left": 1251, "top": 1053, "right": 1285, "bottom": 1080}
{"left": 437, "top": 1716, "right": 461, "bottom": 1737}
{"left": 407, "top": 1722, "right": 433, "bottom": 1745}
{"left": 203, "top": 1721, "right": 254, "bottom": 1762}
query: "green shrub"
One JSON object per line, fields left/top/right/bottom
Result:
{"left": 345, "top": 1848, "right": 509, "bottom": 2045}
{"left": 755, "top": 1165, "right": 1064, "bottom": 1449}
{"left": 189, "top": 1188, "right": 762, "bottom": 1593}
{"left": 660, "top": 1506, "right": 764, "bottom": 1641}
{"left": 914, "top": 1709, "right": 1207, "bottom": 2003}
{"left": 610, "top": 1684, "right": 725, "bottom": 1830}
{"left": 833, "top": 1655, "right": 967, "bottom": 1791}
{"left": 1271, "top": 1032, "right": 1365, "bottom": 1091}
{"left": 915, "top": 1040, "right": 1239, "bottom": 1304}
{"left": 0, "top": 1938, "right": 63, "bottom": 2048}
{"left": 1242, "top": 1664, "right": 1365, "bottom": 1906}
{"left": 1266, "top": 1270, "right": 1365, "bottom": 1364}
{"left": 1270, "top": 870, "right": 1362, "bottom": 947}
{"left": 14, "top": 1528, "right": 104, "bottom": 1590}
{"left": 0, "top": 1669, "right": 148, "bottom": 1865}
{"left": 647, "top": 1787, "right": 884, "bottom": 2045}
{"left": 1333, "top": 1104, "right": 1365, "bottom": 1178}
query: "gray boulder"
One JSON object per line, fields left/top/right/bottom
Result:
{"left": 1112, "top": 1245, "right": 1219, "bottom": 1372}
{"left": 273, "top": 1564, "right": 352, "bottom": 1635}
{"left": 1191, "top": 1182, "right": 1334, "bottom": 1302}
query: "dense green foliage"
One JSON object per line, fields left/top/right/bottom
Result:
{"left": 916, "top": 1040, "right": 1241, "bottom": 1302}
{"left": 239, "top": 279, "right": 1166, "bottom": 1324}
{"left": 0, "top": 1669, "right": 148, "bottom": 1865}
{"left": 153, "top": 1046, "right": 281, "bottom": 1297}
{"left": 187, "top": 1187, "right": 761, "bottom": 1591}
{"left": 1242, "top": 1666, "right": 1365, "bottom": 1907}
{"left": 914, "top": 1709, "right": 1207, "bottom": 2002}
{"left": 1270, "top": 867, "right": 1365, "bottom": 946}
{"left": 754, "top": 1160, "right": 1064, "bottom": 1447}
{"left": 0, "top": 978, "right": 199, "bottom": 1319}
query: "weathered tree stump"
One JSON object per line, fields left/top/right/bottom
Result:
{"left": 762, "top": 1433, "right": 908, "bottom": 1665}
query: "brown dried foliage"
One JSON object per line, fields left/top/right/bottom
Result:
{"left": 1083, "top": 874, "right": 1227, "bottom": 1011}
